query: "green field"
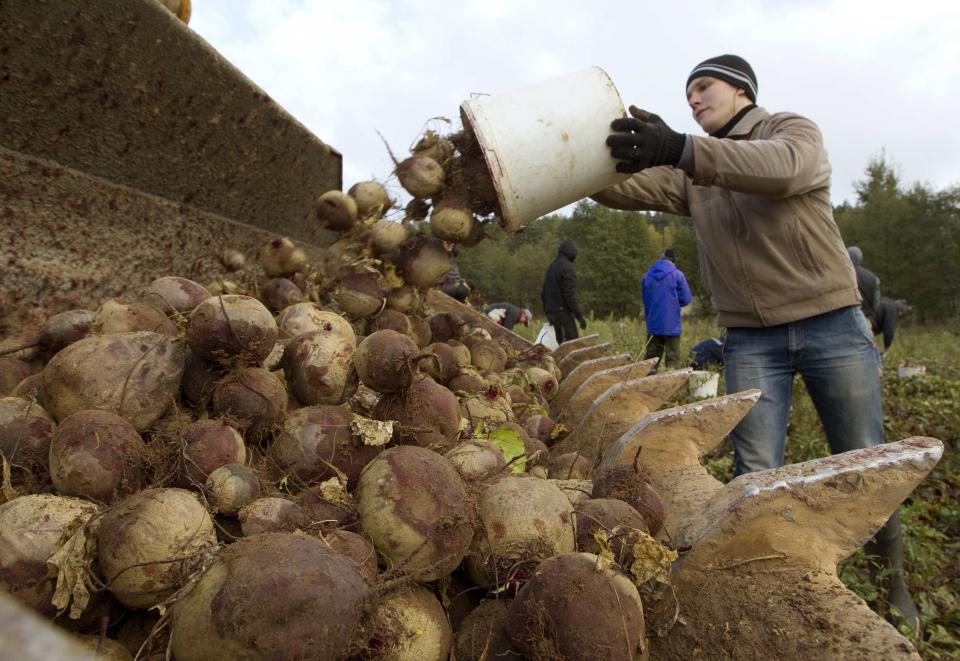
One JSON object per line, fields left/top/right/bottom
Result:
{"left": 516, "top": 315, "right": 960, "bottom": 658}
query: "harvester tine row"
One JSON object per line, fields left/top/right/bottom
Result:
{"left": 556, "top": 369, "right": 693, "bottom": 458}
{"left": 598, "top": 389, "right": 761, "bottom": 540}
{"left": 559, "top": 359, "right": 659, "bottom": 422}
{"left": 647, "top": 437, "right": 941, "bottom": 660}
{"left": 560, "top": 368, "right": 692, "bottom": 429}
{"left": 551, "top": 333, "right": 599, "bottom": 363}
{"left": 551, "top": 353, "right": 633, "bottom": 415}
{"left": 557, "top": 342, "right": 615, "bottom": 379}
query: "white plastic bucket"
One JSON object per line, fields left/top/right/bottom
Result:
{"left": 688, "top": 371, "right": 720, "bottom": 399}
{"left": 460, "top": 67, "right": 630, "bottom": 232}
{"left": 534, "top": 323, "right": 559, "bottom": 351}
{"left": 897, "top": 364, "right": 926, "bottom": 379}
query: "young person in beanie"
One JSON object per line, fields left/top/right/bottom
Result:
{"left": 593, "top": 54, "right": 919, "bottom": 629}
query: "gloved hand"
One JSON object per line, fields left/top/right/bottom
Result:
{"left": 578, "top": 317, "right": 587, "bottom": 331}
{"left": 607, "top": 105, "right": 686, "bottom": 173}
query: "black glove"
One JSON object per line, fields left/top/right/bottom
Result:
{"left": 578, "top": 317, "right": 587, "bottom": 331}
{"left": 607, "top": 105, "right": 686, "bottom": 173}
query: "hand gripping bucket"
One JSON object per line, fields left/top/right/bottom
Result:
{"left": 460, "top": 67, "right": 631, "bottom": 232}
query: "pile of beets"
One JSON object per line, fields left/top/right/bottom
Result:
{"left": 0, "top": 130, "right": 669, "bottom": 661}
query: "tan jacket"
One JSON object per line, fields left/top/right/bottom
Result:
{"left": 593, "top": 106, "right": 859, "bottom": 328}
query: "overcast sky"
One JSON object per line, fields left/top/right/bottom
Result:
{"left": 190, "top": 0, "right": 958, "bottom": 211}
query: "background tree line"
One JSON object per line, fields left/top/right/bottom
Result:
{"left": 455, "top": 157, "right": 960, "bottom": 324}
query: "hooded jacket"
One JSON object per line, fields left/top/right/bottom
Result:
{"left": 593, "top": 107, "right": 860, "bottom": 328}
{"left": 642, "top": 258, "right": 693, "bottom": 336}
{"left": 873, "top": 297, "right": 903, "bottom": 350}
{"left": 847, "top": 246, "right": 880, "bottom": 322}
{"left": 541, "top": 240, "right": 584, "bottom": 320}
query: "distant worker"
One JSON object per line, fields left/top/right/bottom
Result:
{"left": 873, "top": 297, "right": 910, "bottom": 351}
{"left": 848, "top": 246, "right": 881, "bottom": 327}
{"left": 440, "top": 241, "right": 470, "bottom": 303}
{"left": 541, "top": 240, "right": 587, "bottom": 344}
{"left": 641, "top": 248, "right": 692, "bottom": 368}
{"left": 484, "top": 302, "right": 532, "bottom": 331}
{"left": 690, "top": 335, "right": 725, "bottom": 370}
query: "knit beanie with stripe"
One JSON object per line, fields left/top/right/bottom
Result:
{"left": 687, "top": 55, "right": 758, "bottom": 102}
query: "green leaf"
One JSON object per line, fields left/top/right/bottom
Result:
{"left": 488, "top": 428, "right": 526, "bottom": 473}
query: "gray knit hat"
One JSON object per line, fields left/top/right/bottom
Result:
{"left": 687, "top": 54, "right": 758, "bottom": 102}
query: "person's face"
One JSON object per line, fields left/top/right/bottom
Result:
{"left": 686, "top": 76, "right": 748, "bottom": 134}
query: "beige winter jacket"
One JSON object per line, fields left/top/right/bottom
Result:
{"left": 593, "top": 106, "right": 860, "bottom": 328}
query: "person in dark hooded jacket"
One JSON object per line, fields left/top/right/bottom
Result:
{"left": 873, "top": 297, "right": 910, "bottom": 351}
{"left": 541, "top": 240, "right": 586, "bottom": 344}
{"left": 848, "top": 246, "right": 881, "bottom": 326}
{"left": 642, "top": 248, "right": 693, "bottom": 367}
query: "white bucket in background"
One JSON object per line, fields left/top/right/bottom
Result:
{"left": 688, "top": 371, "right": 720, "bottom": 399}
{"left": 460, "top": 67, "right": 630, "bottom": 232}
{"left": 534, "top": 323, "right": 559, "bottom": 351}
{"left": 897, "top": 364, "right": 926, "bottom": 379}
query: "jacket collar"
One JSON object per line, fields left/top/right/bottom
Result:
{"left": 712, "top": 105, "right": 768, "bottom": 139}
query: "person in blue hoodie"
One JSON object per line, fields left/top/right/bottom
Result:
{"left": 641, "top": 248, "right": 693, "bottom": 368}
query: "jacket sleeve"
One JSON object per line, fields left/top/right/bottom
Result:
{"left": 591, "top": 166, "right": 690, "bottom": 216}
{"left": 877, "top": 301, "right": 896, "bottom": 350}
{"left": 687, "top": 113, "right": 830, "bottom": 199}
{"left": 677, "top": 272, "right": 693, "bottom": 307}
{"left": 561, "top": 265, "right": 584, "bottom": 320}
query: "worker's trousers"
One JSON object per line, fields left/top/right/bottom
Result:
{"left": 723, "top": 305, "right": 884, "bottom": 476}
{"left": 644, "top": 334, "right": 681, "bottom": 369}
{"left": 546, "top": 311, "right": 578, "bottom": 345}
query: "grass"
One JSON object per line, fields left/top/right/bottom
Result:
{"left": 517, "top": 313, "right": 960, "bottom": 658}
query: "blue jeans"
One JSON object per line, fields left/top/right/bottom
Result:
{"left": 724, "top": 305, "right": 884, "bottom": 476}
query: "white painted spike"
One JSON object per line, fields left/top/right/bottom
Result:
{"left": 551, "top": 333, "right": 599, "bottom": 363}
{"left": 551, "top": 353, "right": 633, "bottom": 415}
{"left": 646, "top": 437, "right": 941, "bottom": 660}
{"left": 555, "top": 369, "right": 693, "bottom": 459}
{"left": 558, "top": 359, "right": 658, "bottom": 422}
{"left": 561, "top": 368, "right": 693, "bottom": 436}
{"left": 557, "top": 342, "right": 615, "bottom": 378}
{"left": 598, "top": 389, "right": 761, "bottom": 540}
{"left": 674, "top": 437, "right": 943, "bottom": 570}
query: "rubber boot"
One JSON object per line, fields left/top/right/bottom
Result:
{"left": 864, "top": 509, "right": 921, "bottom": 633}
